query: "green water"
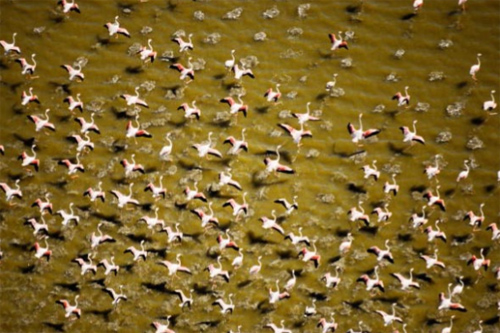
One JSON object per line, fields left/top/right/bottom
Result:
{"left": 0, "top": 1, "right": 499, "bottom": 332}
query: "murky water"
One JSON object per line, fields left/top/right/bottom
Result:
{"left": 0, "top": 1, "right": 499, "bottom": 332}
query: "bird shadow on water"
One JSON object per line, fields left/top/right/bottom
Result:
{"left": 87, "top": 308, "right": 113, "bottom": 322}
{"left": 142, "top": 281, "right": 169, "bottom": 294}
{"left": 13, "top": 134, "right": 35, "bottom": 148}
{"left": 346, "top": 183, "right": 367, "bottom": 194}
{"left": 247, "top": 230, "right": 277, "bottom": 245}
{"left": 48, "top": 81, "right": 71, "bottom": 95}
{"left": 53, "top": 282, "right": 80, "bottom": 292}
{"left": 125, "top": 66, "right": 144, "bottom": 75}
{"left": 42, "top": 322, "right": 65, "bottom": 332}
{"left": 90, "top": 211, "right": 122, "bottom": 226}
{"left": 401, "top": 13, "right": 417, "bottom": 21}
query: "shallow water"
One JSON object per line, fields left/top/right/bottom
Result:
{"left": 0, "top": 1, "right": 499, "bottom": 332}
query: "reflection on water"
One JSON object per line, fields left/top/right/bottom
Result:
{"left": 0, "top": 1, "right": 499, "bottom": 332}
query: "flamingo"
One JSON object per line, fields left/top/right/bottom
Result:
{"left": 469, "top": 53, "right": 481, "bottom": 81}
{"left": 317, "top": 314, "right": 338, "bottom": 333}
{"left": 56, "top": 295, "right": 81, "bottom": 319}
{"left": 159, "top": 133, "right": 173, "bottom": 160}
{"left": 438, "top": 285, "right": 466, "bottom": 311}
{"left": 329, "top": 31, "right": 348, "bottom": 50}
{"left": 264, "top": 145, "right": 295, "bottom": 175}
{"left": 32, "top": 193, "right": 53, "bottom": 215}
{"left": 269, "top": 279, "right": 290, "bottom": 304}
{"left": 231, "top": 64, "right": 255, "bottom": 80}
{"left": 33, "top": 237, "right": 52, "bottom": 260}
{"left": 58, "top": 155, "right": 85, "bottom": 175}
{"left": 483, "top": 90, "right": 497, "bottom": 111}
{"left": 124, "top": 240, "right": 148, "bottom": 262}
{"left": 265, "top": 320, "right": 292, "bottom": 333}
{"left": 75, "top": 113, "right": 100, "bottom": 134}
{"left": 170, "top": 57, "right": 194, "bottom": 81}
{"left": 423, "top": 185, "right": 446, "bottom": 211}
{"left": 424, "top": 156, "right": 441, "bottom": 179}
{"left": 64, "top": 93, "right": 84, "bottom": 112}
{"left": 157, "top": 253, "right": 192, "bottom": 276}
{"left": 137, "top": 39, "right": 157, "bottom": 63}
{"left": 347, "top": 113, "right": 381, "bottom": 144}
{"left": 274, "top": 195, "right": 298, "bottom": 215}
{"left": 172, "top": 33, "right": 193, "bottom": 53}
{"left": 458, "top": 0, "right": 468, "bottom": 11}
{"left": 356, "top": 266, "right": 385, "bottom": 292}
{"left": 217, "top": 229, "right": 239, "bottom": 251}
{"left": 103, "top": 285, "right": 128, "bottom": 307}
{"left": 110, "top": 183, "right": 140, "bottom": 208}
{"left": 451, "top": 276, "right": 464, "bottom": 296}
{"left": 205, "top": 256, "right": 230, "bottom": 282}
{"left": 231, "top": 248, "right": 244, "bottom": 269}
{"left": 144, "top": 176, "right": 167, "bottom": 199}
{"left": 220, "top": 95, "right": 248, "bottom": 117}
{"left": 56, "top": 202, "right": 80, "bottom": 227}
{"left": 325, "top": 73, "right": 338, "bottom": 91}
{"left": 348, "top": 202, "right": 370, "bottom": 226}
{"left": 183, "top": 182, "right": 207, "bottom": 202}
{"left": 400, "top": 120, "right": 425, "bottom": 145}
{"left": 284, "top": 270, "right": 296, "bottom": 291}
{"left": 61, "top": 63, "right": 84, "bottom": 81}
{"left": 486, "top": 223, "right": 500, "bottom": 241}
{"left": 384, "top": 174, "right": 399, "bottom": 195}
{"left": 90, "top": 222, "right": 115, "bottom": 249}
{"left": 18, "top": 144, "right": 40, "bottom": 171}
{"left": 126, "top": 116, "right": 152, "bottom": 138}
{"left": 304, "top": 299, "right": 317, "bottom": 316}
{"left": 121, "top": 86, "right": 149, "bottom": 108}
{"left": 21, "top": 87, "right": 40, "bottom": 106}
{"left": 16, "top": 53, "right": 36, "bottom": 75}
{"left": 392, "top": 86, "right": 410, "bottom": 107}
{"left": 391, "top": 268, "right": 420, "bottom": 290}
{"left": 322, "top": 266, "right": 342, "bottom": 288}
{"left": 0, "top": 32, "right": 21, "bottom": 54}
{"left": 467, "top": 248, "right": 490, "bottom": 271}
{"left": 375, "top": 303, "right": 404, "bottom": 326}
{"left": 224, "top": 49, "right": 236, "bottom": 70}
{"left": 27, "top": 109, "right": 55, "bottom": 132}
{"left": 224, "top": 129, "right": 249, "bottom": 155}
{"left": 424, "top": 220, "right": 447, "bottom": 243}
{"left": 284, "top": 227, "right": 311, "bottom": 246}
{"left": 361, "top": 160, "right": 380, "bottom": 180}
{"left": 260, "top": 210, "right": 284, "bottom": 235}
{"left": 371, "top": 205, "right": 392, "bottom": 222}
{"left": 297, "top": 242, "right": 321, "bottom": 268}
{"left": 104, "top": 16, "right": 130, "bottom": 38}
{"left": 191, "top": 202, "right": 219, "bottom": 228}
{"left": 173, "top": 289, "right": 193, "bottom": 308}
{"left": 58, "top": 0, "right": 80, "bottom": 13}
{"left": 463, "top": 202, "right": 485, "bottom": 229}
{"left": 292, "top": 102, "right": 321, "bottom": 125}
{"left": 264, "top": 83, "right": 281, "bottom": 103}
{"left": 442, "top": 316, "right": 455, "bottom": 333}
{"left": 218, "top": 168, "right": 242, "bottom": 190}
{"left": 138, "top": 207, "right": 165, "bottom": 230}
{"left": 413, "top": 0, "right": 424, "bottom": 12}
{"left": 24, "top": 217, "right": 49, "bottom": 236}
{"left": 98, "top": 256, "right": 119, "bottom": 276}
{"left": 83, "top": 181, "right": 105, "bottom": 202}
{"left": 192, "top": 132, "right": 222, "bottom": 158}
{"left": 339, "top": 233, "right": 353, "bottom": 254}
{"left": 249, "top": 255, "right": 262, "bottom": 276}
{"left": 162, "top": 223, "right": 183, "bottom": 243}
{"left": 73, "top": 254, "right": 97, "bottom": 276}
{"left": 420, "top": 249, "right": 446, "bottom": 269}
{"left": 0, "top": 179, "right": 23, "bottom": 202}
{"left": 223, "top": 192, "right": 248, "bottom": 220}
{"left": 212, "top": 293, "right": 235, "bottom": 314}
{"left": 68, "top": 133, "right": 94, "bottom": 152}
{"left": 367, "top": 239, "right": 394, "bottom": 263}
{"left": 456, "top": 160, "right": 470, "bottom": 182}
{"left": 152, "top": 317, "right": 176, "bottom": 333}
{"left": 120, "top": 154, "right": 145, "bottom": 177}
{"left": 177, "top": 101, "right": 201, "bottom": 120}
{"left": 278, "top": 123, "right": 313, "bottom": 147}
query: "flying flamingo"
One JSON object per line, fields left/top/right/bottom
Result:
{"left": 104, "top": 16, "right": 130, "bottom": 38}
{"left": 137, "top": 39, "right": 157, "bottom": 63}
{"left": 400, "top": 120, "right": 425, "bottom": 145}
{"left": 178, "top": 101, "right": 201, "bottom": 120}
{"left": 0, "top": 179, "right": 23, "bottom": 202}
{"left": 231, "top": 64, "right": 255, "bottom": 80}
{"left": 16, "top": 53, "right": 36, "bottom": 76}
{"left": 21, "top": 87, "right": 40, "bottom": 106}
{"left": 126, "top": 116, "right": 152, "bottom": 139}
{"left": 393, "top": 86, "right": 410, "bottom": 107}
{"left": 28, "top": 109, "right": 56, "bottom": 132}
{"left": 172, "top": 33, "right": 193, "bottom": 53}
{"left": 0, "top": 32, "right": 21, "bottom": 54}
{"left": 18, "top": 144, "right": 40, "bottom": 172}
{"left": 328, "top": 31, "right": 348, "bottom": 50}
{"left": 61, "top": 63, "right": 84, "bottom": 81}
{"left": 64, "top": 93, "right": 84, "bottom": 112}
{"left": 292, "top": 102, "right": 321, "bottom": 125}
{"left": 192, "top": 132, "right": 222, "bottom": 159}
{"left": 75, "top": 113, "right": 100, "bottom": 134}
{"left": 347, "top": 113, "right": 381, "bottom": 144}
{"left": 170, "top": 57, "right": 194, "bottom": 81}
{"left": 121, "top": 86, "right": 149, "bottom": 108}
{"left": 220, "top": 95, "right": 248, "bottom": 118}
{"left": 58, "top": 0, "right": 80, "bottom": 13}
{"left": 56, "top": 295, "right": 81, "bottom": 319}
{"left": 264, "top": 145, "right": 294, "bottom": 175}
{"left": 264, "top": 83, "right": 281, "bottom": 103}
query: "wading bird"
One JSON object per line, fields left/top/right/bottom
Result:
{"left": 104, "top": 16, "right": 130, "bottom": 38}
